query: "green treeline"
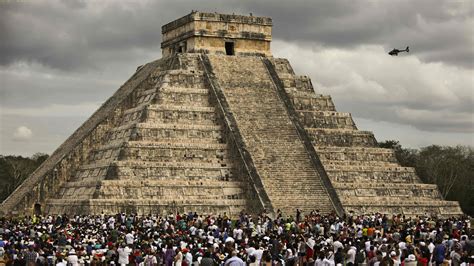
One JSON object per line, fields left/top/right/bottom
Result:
{"left": 378, "top": 141, "right": 474, "bottom": 215}
{"left": 0, "top": 153, "right": 48, "bottom": 203}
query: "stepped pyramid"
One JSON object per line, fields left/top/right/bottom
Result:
{"left": 1, "top": 12, "right": 463, "bottom": 217}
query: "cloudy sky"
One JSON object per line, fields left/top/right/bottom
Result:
{"left": 1, "top": 0, "right": 473, "bottom": 156}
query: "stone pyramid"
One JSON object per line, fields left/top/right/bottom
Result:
{"left": 1, "top": 12, "right": 463, "bottom": 218}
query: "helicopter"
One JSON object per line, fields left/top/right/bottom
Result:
{"left": 388, "top": 46, "right": 409, "bottom": 56}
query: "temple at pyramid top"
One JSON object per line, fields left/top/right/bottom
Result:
{"left": 161, "top": 11, "right": 272, "bottom": 57}
{"left": 1, "top": 12, "right": 463, "bottom": 218}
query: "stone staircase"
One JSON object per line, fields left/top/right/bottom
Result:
{"left": 45, "top": 54, "right": 252, "bottom": 216}
{"left": 270, "top": 58, "right": 463, "bottom": 217}
{"left": 207, "top": 54, "right": 337, "bottom": 216}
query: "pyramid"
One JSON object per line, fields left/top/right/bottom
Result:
{"left": 1, "top": 12, "right": 463, "bottom": 218}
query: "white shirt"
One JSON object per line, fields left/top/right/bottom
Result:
{"left": 246, "top": 247, "right": 256, "bottom": 257}
{"left": 333, "top": 241, "right": 343, "bottom": 253}
{"left": 125, "top": 233, "right": 134, "bottom": 245}
{"left": 118, "top": 246, "right": 132, "bottom": 265}
{"left": 254, "top": 249, "right": 264, "bottom": 264}
{"left": 347, "top": 247, "right": 356, "bottom": 264}
{"left": 233, "top": 228, "right": 243, "bottom": 240}
{"left": 67, "top": 255, "right": 79, "bottom": 266}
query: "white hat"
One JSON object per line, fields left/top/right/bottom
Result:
{"left": 407, "top": 254, "right": 416, "bottom": 261}
{"left": 390, "top": 251, "right": 397, "bottom": 257}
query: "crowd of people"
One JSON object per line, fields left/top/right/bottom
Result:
{"left": 0, "top": 209, "right": 472, "bottom": 266}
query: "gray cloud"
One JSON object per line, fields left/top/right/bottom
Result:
{"left": 0, "top": 0, "right": 472, "bottom": 155}
{"left": 1, "top": 0, "right": 472, "bottom": 70}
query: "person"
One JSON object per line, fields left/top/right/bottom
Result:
{"left": 414, "top": 246, "right": 429, "bottom": 266}
{"left": 449, "top": 245, "right": 462, "bottom": 266}
{"left": 347, "top": 245, "right": 356, "bottom": 266}
{"left": 164, "top": 244, "right": 176, "bottom": 266}
{"left": 404, "top": 254, "right": 417, "bottom": 266}
{"left": 144, "top": 250, "right": 158, "bottom": 266}
{"left": 390, "top": 251, "right": 400, "bottom": 266}
{"left": 117, "top": 244, "right": 132, "bottom": 266}
{"left": 285, "top": 248, "right": 296, "bottom": 266}
{"left": 56, "top": 256, "right": 67, "bottom": 266}
{"left": 174, "top": 247, "right": 183, "bottom": 266}
{"left": 200, "top": 252, "right": 215, "bottom": 266}
{"left": 432, "top": 240, "right": 446, "bottom": 266}
{"left": 67, "top": 249, "right": 79, "bottom": 266}
{"left": 315, "top": 252, "right": 325, "bottom": 266}
{"left": 24, "top": 246, "right": 38, "bottom": 266}
{"left": 183, "top": 248, "right": 192, "bottom": 266}
{"left": 224, "top": 250, "right": 245, "bottom": 266}
{"left": 334, "top": 247, "right": 344, "bottom": 266}
{"left": 355, "top": 248, "right": 366, "bottom": 265}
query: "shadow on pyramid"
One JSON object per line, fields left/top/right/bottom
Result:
{"left": 1, "top": 12, "right": 463, "bottom": 218}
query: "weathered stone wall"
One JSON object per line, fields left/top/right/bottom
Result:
{"left": 3, "top": 12, "right": 464, "bottom": 218}
{"left": 37, "top": 54, "right": 260, "bottom": 217}
{"left": 162, "top": 12, "right": 272, "bottom": 57}
{"left": 270, "top": 57, "right": 463, "bottom": 217}
{"left": 207, "top": 54, "right": 337, "bottom": 215}
{"left": 0, "top": 59, "right": 167, "bottom": 216}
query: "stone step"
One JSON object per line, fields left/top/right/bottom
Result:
{"left": 136, "top": 87, "right": 159, "bottom": 98}
{"left": 45, "top": 198, "right": 248, "bottom": 217}
{"left": 162, "top": 70, "right": 206, "bottom": 89}
{"left": 110, "top": 160, "right": 233, "bottom": 180}
{"left": 332, "top": 182, "right": 438, "bottom": 190}
{"left": 208, "top": 54, "right": 336, "bottom": 215}
{"left": 325, "top": 165, "right": 420, "bottom": 183}
{"left": 270, "top": 58, "right": 295, "bottom": 76}
{"left": 344, "top": 200, "right": 463, "bottom": 217}
{"left": 144, "top": 104, "right": 218, "bottom": 125}
{"left": 107, "top": 122, "right": 223, "bottom": 143}
{"left": 342, "top": 198, "right": 460, "bottom": 208}
{"left": 307, "top": 128, "right": 377, "bottom": 147}
{"left": 131, "top": 122, "right": 223, "bottom": 142}
{"left": 175, "top": 53, "right": 202, "bottom": 71}
{"left": 119, "top": 141, "right": 229, "bottom": 163}
{"left": 297, "top": 110, "right": 356, "bottom": 129}
{"left": 75, "top": 163, "right": 110, "bottom": 180}
{"left": 85, "top": 141, "right": 125, "bottom": 163}
{"left": 124, "top": 141, "right": 227, "bottom": 150}
{"left": 155, "top": 87, "right": 211, "bottom": 107}
{"left": 281, "top": 75, "right": 314, "bottom": 93}
{"left": 285, "top": 90, "right": 336, "bottom": 111}
{"left": 97, "top": 180, "right": 246, "bottom": 199}
{"left": 315, "top": 146, "right": 397, "bottom": 163}
{"left": 321, "top": 160, "right": 400, "bottom": 168}
{"left": 334, "top": 182, "right": 441, "bottom": 199}
{"left": 57, "top": 179, "right": 247, "bottom": 201}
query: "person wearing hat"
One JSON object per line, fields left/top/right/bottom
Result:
{"left": 67, "top": 249, "right": 79, "bottom": 266}
{"left": 389, "top": 251, "right": 400, "bottom": 266}
{"left": 182, "top": 248, "right": 192, "bottom": 266}
{"left": 404, "top": 254, "right": 417, "bottom": 266}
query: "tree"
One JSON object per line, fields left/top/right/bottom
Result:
{"left": 378, "top": 140, "right": 417, "bottom": 167}
{"left": 0, "top": 154, "right": 49, "bottom": 202}
{"left": 378, "top": 141, "right": 474, "bottom": 215}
